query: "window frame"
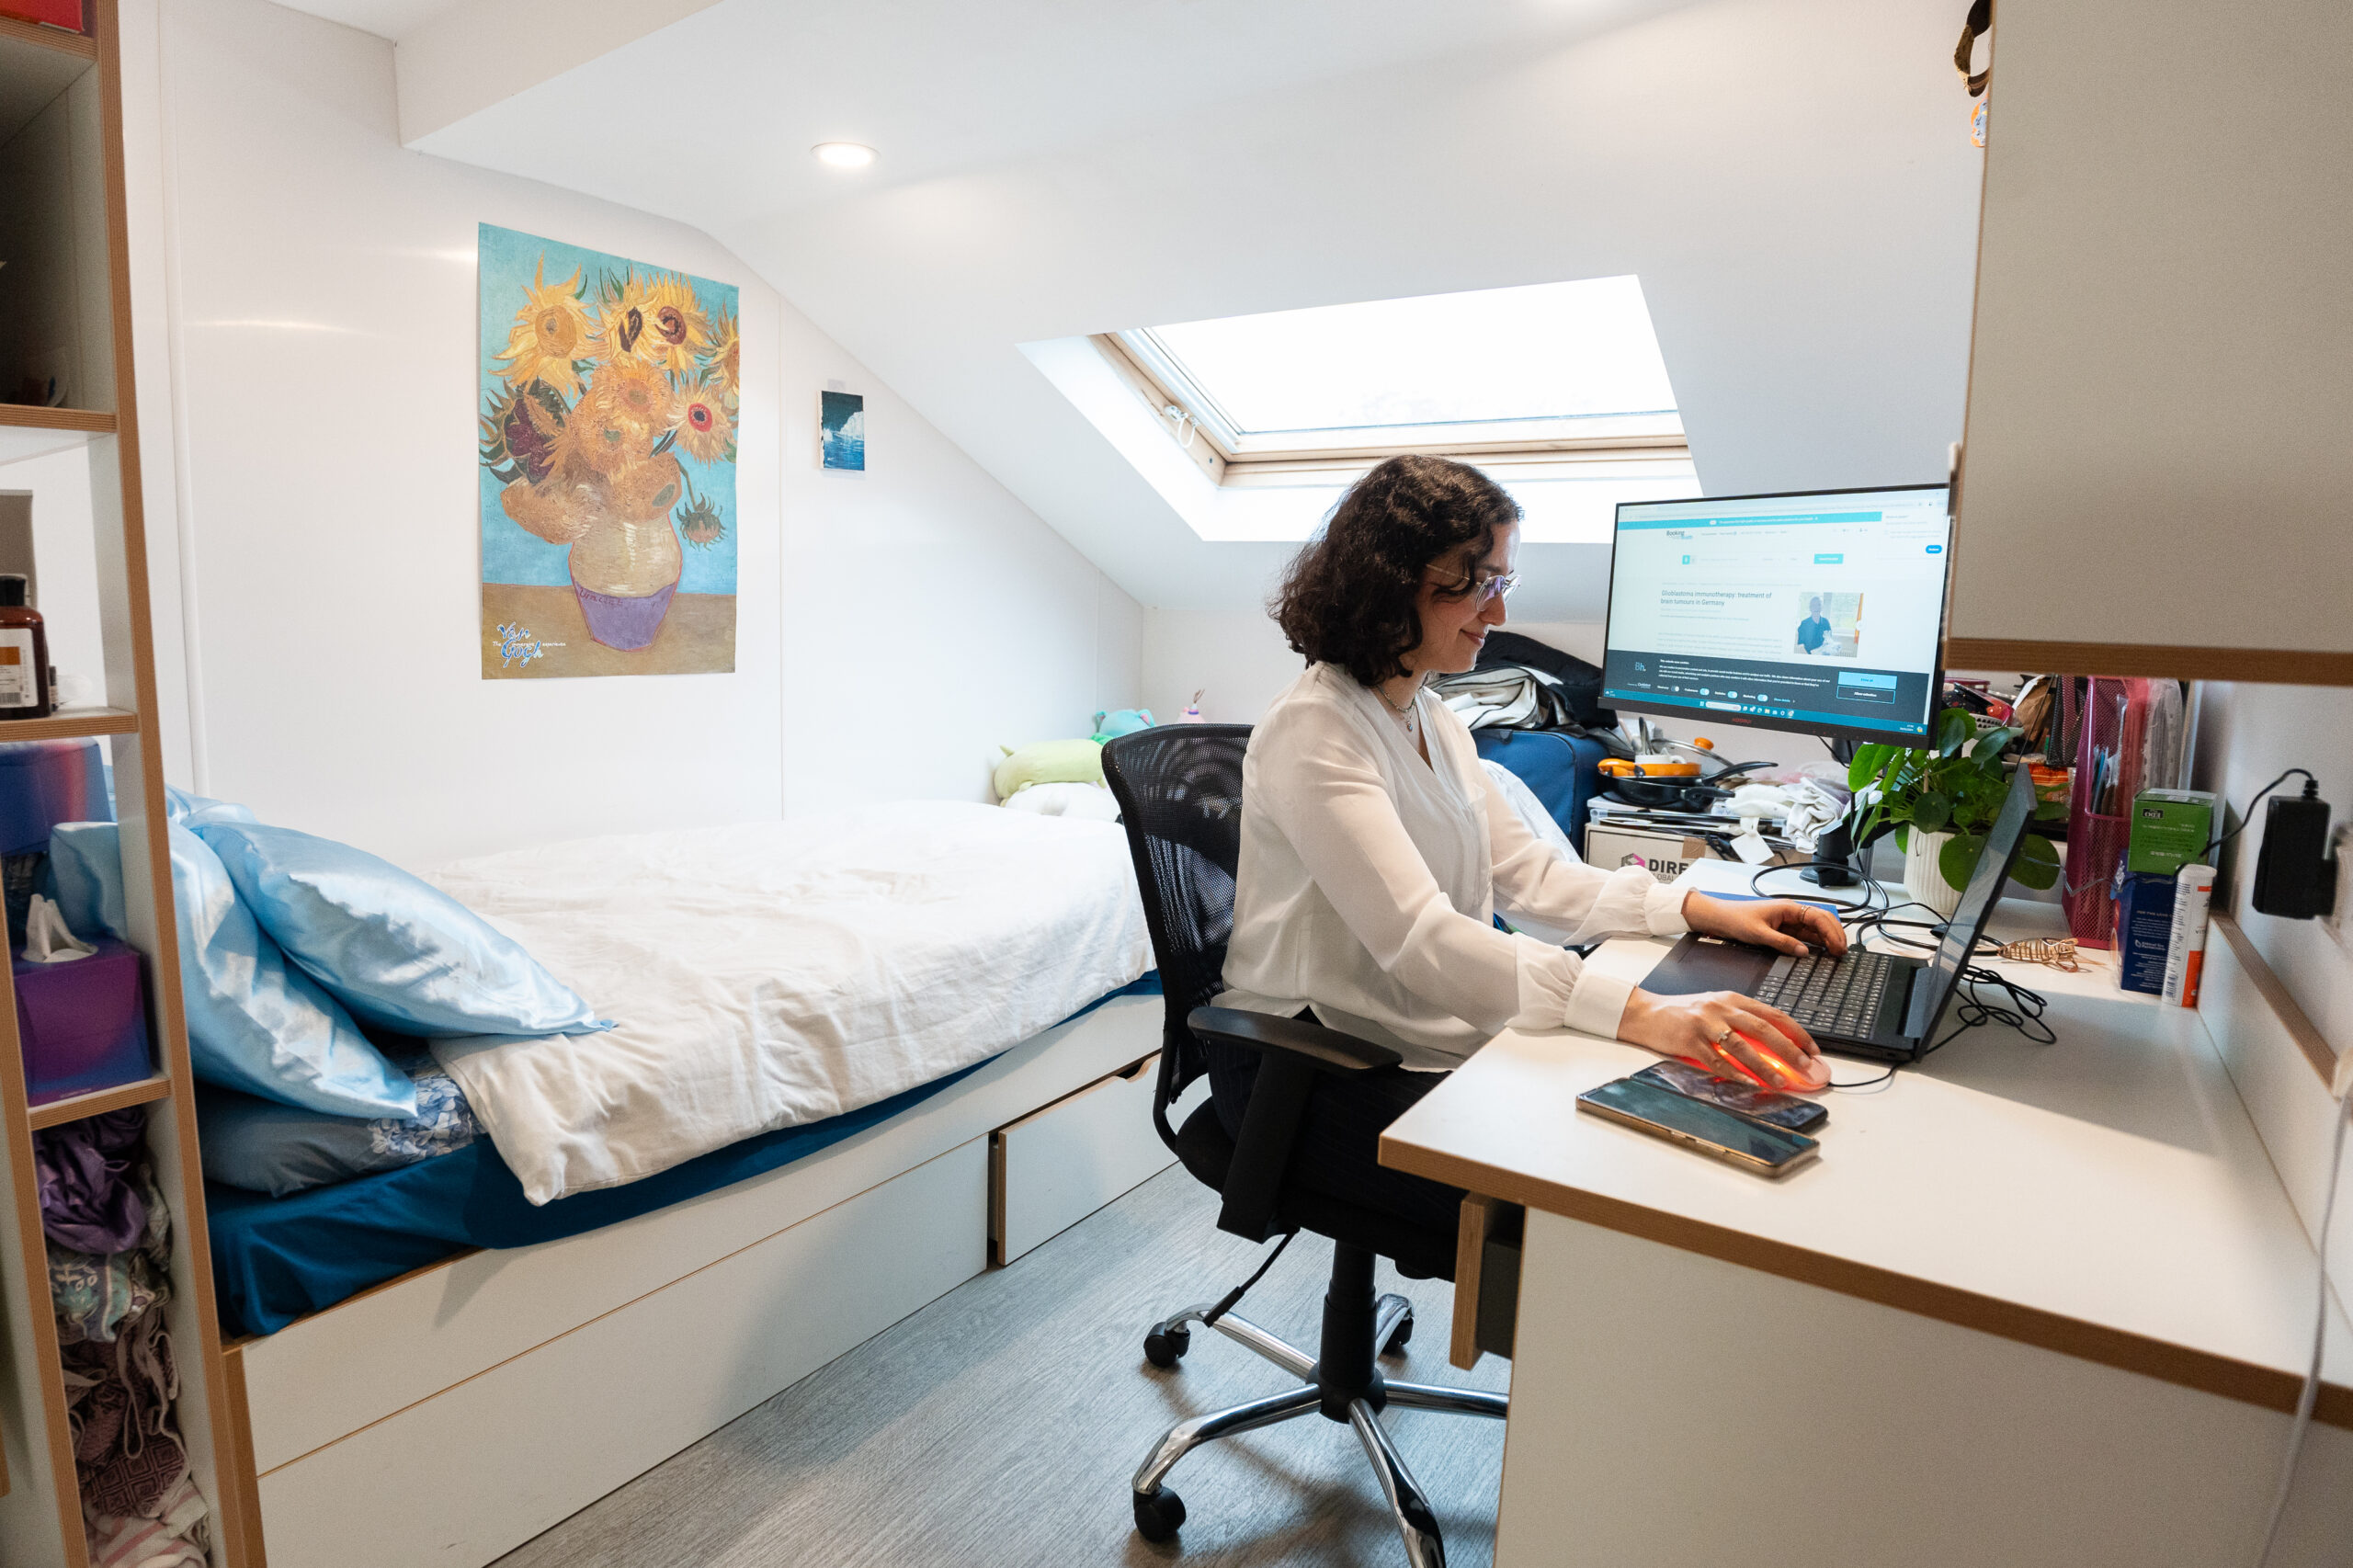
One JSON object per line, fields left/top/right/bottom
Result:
{"left": 1095, "top": 329, "right": 1690, "bottom": 490}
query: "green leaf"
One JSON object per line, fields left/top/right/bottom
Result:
{"left": 2033, "top": 799, "right": 2068, "bottom": 822}
{"left": 1847, "top": 744, "right": 1893, "bottom": 793}
{"left": 1913, "top": 791, "right": 1953, "bottom": 832}
{"left": 1939, "top": 832, "right": 1988, "bottom": 890}
{"left": 1936, "top": 708, "right": 1973, "bottom": 757}
{"left": 2010, "top": 834, "right": 2062, "bottom": 890}
{"left": 1970, "top": 725, "right": 2018, "bottom": 764}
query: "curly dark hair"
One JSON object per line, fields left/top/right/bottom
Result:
{"left": 1271, "top": 455, "right": 1523, "bottom": 687}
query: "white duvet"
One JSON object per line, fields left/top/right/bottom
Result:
{"left": 426, "top": 803, "right": 1153, "bottom": 1204}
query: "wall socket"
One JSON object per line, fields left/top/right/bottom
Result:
{"left": 2329, "top": 822, "right": 2353, "bottom": 943}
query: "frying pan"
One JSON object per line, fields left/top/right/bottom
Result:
{"left": 1599, "top": 756, "right": 1774, "bottom": 812}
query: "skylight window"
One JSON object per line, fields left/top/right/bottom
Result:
{"left": 1026, "top": 275, "right": 1699, "bottom": 543}
{"left": 1132, "top": 276, "right": 1678, "bottom": 443}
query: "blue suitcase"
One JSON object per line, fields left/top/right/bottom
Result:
{"left": 1473, "top": 730, "right": 1610, "bottom": 848}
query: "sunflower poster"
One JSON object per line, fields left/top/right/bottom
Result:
{"left": 477, "top": 223, "right": 739, "bottom": 678}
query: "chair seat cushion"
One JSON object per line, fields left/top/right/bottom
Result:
{"left": 1173, "top": 1101, "right": 1456, "bottom": 1281}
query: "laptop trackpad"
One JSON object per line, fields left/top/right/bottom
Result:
{"left": 1638, "top": 934, "right": 1776, "bottom": 996}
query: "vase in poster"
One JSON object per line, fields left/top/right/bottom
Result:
{"left": 477, "top": 222, "right": 740, "bottom": 678}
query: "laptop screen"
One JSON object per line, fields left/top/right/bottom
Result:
{"left": 1912, "top": 764, "right": 2038, "bottom": 1031}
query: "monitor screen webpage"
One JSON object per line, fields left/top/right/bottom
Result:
{"left": 1601, "top": 485, "right": 1953, "bottom": 743}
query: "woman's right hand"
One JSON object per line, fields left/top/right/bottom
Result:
{"left": 1616, "top": 988, "right": 1829, "bottom": 1090}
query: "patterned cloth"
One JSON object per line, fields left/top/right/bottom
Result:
{"left": 49, "top": 1244, "right": 165, "bottom": 1346}
{"left": 85, "top": 1458, "right": 209, "bottom": 1565}
{"left": 62, "top": 1301, "right": 186, "bottom": 1518}
{"left": 34, "top": 1108, "right": 150, "bottom": 1255}
{"left": 373, "top": 1060, "right": 482, "bottom": 1162}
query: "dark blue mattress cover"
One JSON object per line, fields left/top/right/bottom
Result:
{"left": 210, "top": 974, "right": 1162, "bottom": 1337}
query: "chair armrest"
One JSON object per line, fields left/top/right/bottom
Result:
{"left": 1187, "top": 1006, "right": 1402, "bottom": 1075}
{"left": 1188, "top": 1006, "right": 1402, "bottom": 1244}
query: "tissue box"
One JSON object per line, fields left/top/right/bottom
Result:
{"left": 14, "top": 939, "right": 151, "bottom": 1106}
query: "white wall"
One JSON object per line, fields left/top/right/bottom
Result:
{"left": 110, "top": 0, "right": 1138, "bottom": 869}
{"left": 2192, "top": 683, "right": 2353, "bottom": 1062}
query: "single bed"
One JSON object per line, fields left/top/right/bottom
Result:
{"left": 203, "top": 802, "right": 1167, "bottom": 1566}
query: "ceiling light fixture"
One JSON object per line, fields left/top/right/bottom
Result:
{"left": 812, "top": 142, "right": 877, "bottom": 169}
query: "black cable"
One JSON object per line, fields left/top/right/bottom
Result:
{"left": 1745, "top": 860, "right": 1890, "bottom": 920}
{"left": 1824, "top": 963, "right": 2051, "bottom": 1090}
{"left": 1199, "top": 1228, "right": 1296, "bottom": 1326}
{"left": 2206, "top": 768, "right": 2318, "bottom": 859}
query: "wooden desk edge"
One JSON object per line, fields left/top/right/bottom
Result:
{"left": 1381, "top": 1132, "right": 2353, "bottom": 1430}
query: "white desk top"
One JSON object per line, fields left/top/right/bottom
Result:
{"left": 1381, "top": 865, "right": 2353, "bottom": 1425}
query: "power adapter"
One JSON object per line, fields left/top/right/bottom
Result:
{"left": 2251, "top": 781, "right": 2338, "bottom": 920}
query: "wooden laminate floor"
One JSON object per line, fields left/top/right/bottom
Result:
{"left": 492, "top": 1165, "right": 1513, "bottom": 1568}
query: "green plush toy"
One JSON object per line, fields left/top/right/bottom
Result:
{"left": 994, "top": 739, "right": 1105, "bottom": 801}
{"left": 1090, "top": 708, "right": 1154, "bottom": 744}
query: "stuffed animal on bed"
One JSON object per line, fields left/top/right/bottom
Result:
{"left": 993, "top": 739, "right": 1105, "bottom": 801}
{"left": 1089, "top": 709, "right": 1154, "bottom": 744}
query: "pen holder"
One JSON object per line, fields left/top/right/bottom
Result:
{"left": 2063, "top": 676, "right": 2153, "bottom": 949}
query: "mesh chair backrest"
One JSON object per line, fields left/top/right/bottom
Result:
{"left": 1101, "top": 726, "right": 1249, "bottom": 1133}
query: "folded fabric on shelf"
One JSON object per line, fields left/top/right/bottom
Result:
{"left": 62, "top": 1301, "right": 187, "bottom": 1520}
{"left": 33, "top": 1108, "right": 149, "bottom": 1255}
{"left": 49, "top": 1244, "right": 165, "bottom": 1346}
{"left": 85, "top": 1470, "right": 209, "bottom": 1567}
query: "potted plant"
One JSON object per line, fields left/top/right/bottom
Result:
{"left": 1846, "top": 708, "right": 2063, "bottom": 916}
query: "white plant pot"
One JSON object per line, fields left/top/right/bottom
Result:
{"left": 1904, "top": 829, "right": 1967, "bottom": 919}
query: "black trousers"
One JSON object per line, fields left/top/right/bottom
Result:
{"left": 1203, "top": 1014, "right": 1466, "bottom": 1240}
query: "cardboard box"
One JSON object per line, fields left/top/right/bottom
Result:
{"left": 2113, "top": 871, "right": 2177, "bottom": 995}
{"left": 2126, "top": 790, "right": 2218, "bottom": 875}
{"left": 1584, "top": 822, "right": 1805, "bottom": 881}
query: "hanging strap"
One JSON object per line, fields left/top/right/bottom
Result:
{"left": 1954, "top": 0, "right": 1992, "bottom": 96}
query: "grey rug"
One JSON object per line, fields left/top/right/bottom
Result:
{"left": 494, "top": 1164, "right": 1512, "bottom": 1567}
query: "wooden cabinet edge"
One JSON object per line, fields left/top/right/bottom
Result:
{"left": 0, "top": 15, "right": 97, "bottom": 59}
{"left": 1945, "top": 638, "right": 2353, "bottom": 687}
{"left": 27, "top": 1073, "right": 169, "bottom": 1130}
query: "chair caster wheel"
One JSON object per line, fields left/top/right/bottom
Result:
{"left": 1382, "top": 1311, "right": 1414, "bottom": 1357}
{"left": 1143, "top": 1322, "right": 1191, "bottom": 1369}
{"left": 1133, "top": 1486, "right": 1187, "bottom": 1541}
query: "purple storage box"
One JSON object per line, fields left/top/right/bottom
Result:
{"left": 15, "top": 938, "right": 151, "bottom": 1105}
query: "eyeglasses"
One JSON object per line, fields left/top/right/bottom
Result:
{"left": 1426, "top": 566, "right": 1519, "bottom": 605}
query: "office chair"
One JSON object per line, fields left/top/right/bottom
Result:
{"left": 1102, "top": 726, "right": 1506, "bottom": 1568}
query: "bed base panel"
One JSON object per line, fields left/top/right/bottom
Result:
{"left": 237, "top": 992, "right": 1158, "bottom": 1475}
{"left": 254, "top": 1136, "right": 988, "bottom": 1568}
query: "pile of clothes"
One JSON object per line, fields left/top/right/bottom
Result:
{"left": 1427, "top": 630, "right": 1616, "bottom": 736}
{"left": 36, "top": 1108, "right": 209, "bottom": 1567}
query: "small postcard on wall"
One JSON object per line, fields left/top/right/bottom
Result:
{"left": 820, "top": 390, "right": 865, "bottom": 472}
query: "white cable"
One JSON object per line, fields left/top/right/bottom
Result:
{"left": 2255, "top": 1062, "right": 2353, "bottom": 1566}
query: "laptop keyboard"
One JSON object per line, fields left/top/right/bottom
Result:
{"left": 1754, "top": 949, "right": 1897, "bottom": 1039}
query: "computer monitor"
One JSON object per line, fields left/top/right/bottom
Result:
{"left": 1599, "top": 484, "right": 1953, "bottom": 744}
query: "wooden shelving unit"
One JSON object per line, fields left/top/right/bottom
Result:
{"left": 0, "top": 5, "right": 250, "bottom": 1563}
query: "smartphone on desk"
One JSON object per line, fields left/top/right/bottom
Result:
{"left": 1635, "top": 1060, "right": 1829, "bottom": 1133}
{"left": 1575, "top": 1075, "right": 1820, "bottom": 1177}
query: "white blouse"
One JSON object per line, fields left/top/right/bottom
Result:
{"left": 1215, "top": 663, "right": 1688, "bottom": 1071}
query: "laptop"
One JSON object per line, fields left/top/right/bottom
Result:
{"left": 1636, "top": 763, "right": 2039, "bottom": 1063}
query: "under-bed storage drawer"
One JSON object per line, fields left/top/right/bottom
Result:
{"left": 991, "top": 1052, "right": 1174, "bottom": 1263}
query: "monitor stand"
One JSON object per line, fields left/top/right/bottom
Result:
{"left": 1803, "top": 819, "right": 1862, "bottom": 888}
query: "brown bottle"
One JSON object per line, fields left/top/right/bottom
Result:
{"left": 0, "top": 574, "right": 52, "bottom": 720}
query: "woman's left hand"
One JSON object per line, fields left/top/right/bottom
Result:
{"left": 1680, "top": 892, "right": 1848, "bottom": 957}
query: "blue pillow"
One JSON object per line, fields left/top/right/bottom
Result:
{"left": 165, "top": 785, "right": 255, "bottom": 828}
{"left": 191, "top": 820, "right": 608, "bottom": 1040}
{"left": 48, "top": 822, "right": 417, "bottom": 1119}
